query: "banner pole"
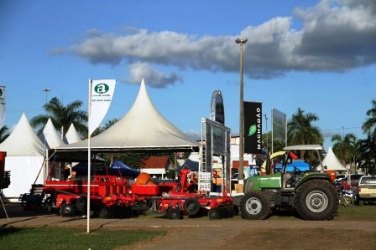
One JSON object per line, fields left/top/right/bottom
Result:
{"left": 87, "top": 79, "right": 92, "bottom": 234}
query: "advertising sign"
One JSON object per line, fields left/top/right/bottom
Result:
{"left": 244, "top": 101, "right": 262, "bottom": 154}
{"left": 89, "top": 79, "right": 116, "bottom": 135}
{"left": 210, "top": 90, "right": 225, "bottom": 125}
{"left": 272, "top": 108, "right": 287, "bottom": 147}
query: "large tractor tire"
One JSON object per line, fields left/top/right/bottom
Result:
{"left": 240, "top": 191, "right": 271, "bottom": 220}
{"left": 295, "top": 179, "right": 338, "bottom": 220}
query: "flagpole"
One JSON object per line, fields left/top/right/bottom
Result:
{"left": 87, "top": 79, "right": 92, "bottom": 234}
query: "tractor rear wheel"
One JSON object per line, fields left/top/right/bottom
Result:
{"left": 295, "top": 179, "right": 338, "bottom": 220}
{"left": 240, "top": 191, "right": 271, "bottom": 220}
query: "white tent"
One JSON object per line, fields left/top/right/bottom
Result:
{"left": 322, "top": 147, "right": 347, "bottom": 171}
{"left": 42, "top": 118, "right": 66, "bottom": 149}
{"left": 0, "top": 113, "right": 46, "bottom": 200}
{"left": 64, "top": 123, "right": 81, "bottom": 144}
{"left": 53, "top": 79, "right": 198, "bottom": 156}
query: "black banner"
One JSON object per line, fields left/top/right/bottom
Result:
{"left": 244, "top": 101, "right": 262, "bottom": 154}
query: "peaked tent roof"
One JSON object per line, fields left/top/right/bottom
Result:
{"left": 322, "top": 147, "right": 347, "bottom": 171}
{"left": 0, "top": 113, "right": 46, "bottom": 156}
{"left": 64, "top": 123, "right": 81, "bottom": 144}
{"left": 53, "top": 79, "right": 198, "bottom": 154}
{"left": 42, "top": 118, "right": 66, "bottom": 149}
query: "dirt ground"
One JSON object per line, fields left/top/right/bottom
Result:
{"left": 1, "top": 204, "right": 376, "bottom": 250}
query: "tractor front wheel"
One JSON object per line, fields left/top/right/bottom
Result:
{"left": 240, "top": 192, "right": 271, "bottom": 220}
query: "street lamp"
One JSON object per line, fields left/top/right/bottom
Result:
{"left": 43, "top": 88, "right": 51, "bottom": 105}
{"left": 235, "top": 38, "right": 248, "bottom": 184}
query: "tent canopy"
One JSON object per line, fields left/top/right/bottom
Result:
{"left": 42, "top": 118, "right": 66, "bottom": 149}
{"left": 64, "top": 123, "right": 82, "bottom": 144}
{"left": 322, "top": 147, "right": 347, "bottom": 171}
{"left": 0, "top": 113, "right": 46, "bottom": 156}
{"left": 51, "top": 80, "right": 198, "bottom": 159}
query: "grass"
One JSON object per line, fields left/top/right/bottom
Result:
{"left": 0, "top": 226, "right": 165, "bottom": 250}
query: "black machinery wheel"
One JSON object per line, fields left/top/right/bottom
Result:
{"left": 184, "top": 198, "right": 201, "bottom": 216}
{"left": 60, "top": 204, "right": 75, "bottom": 217}
{"left": 167, "top": 207, "right": 182, "bottom": 220}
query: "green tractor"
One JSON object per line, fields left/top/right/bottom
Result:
{"left": 240, "top": 145, "right": 339, "bottom": 220}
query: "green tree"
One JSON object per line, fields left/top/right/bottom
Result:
{"left": 362, "top": 99, "right": 376, "bottom": 137}
{"left": 0, "top": 126, "right": 9, "bottom": 143}
{"left": 92, "top": 118, "right": 119, "bottom": 136}
{"left": 361, "top": 99, "right": 376, "bottom": 174}
{"left": 287, "top": 108, "right": 323, "bottom": 158}
{"left": 358, "top": 135, "right": 376, "bottom": 175}
{"left": 331, "top": 133, "right": 357, "bottom": 166}
{"left": 31, "top": 97, "right": 87, "bottom": 137}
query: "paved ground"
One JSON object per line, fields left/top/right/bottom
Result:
{"left": 2, "top": 204, "right": 376, "bottom": 249}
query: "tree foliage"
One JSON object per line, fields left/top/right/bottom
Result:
{"left": 31, "top": 97, "right": 87, "bottom": 137}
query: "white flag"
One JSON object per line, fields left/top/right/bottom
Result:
{"left": 0, "top": 86, "right": 5, "bottom": 129}
{"left": 89, "top": 79, "right": 116, "bottom": 136}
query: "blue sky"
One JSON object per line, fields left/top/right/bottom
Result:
{"left": 1, "top": 0, "right": 375, "bottom": 149}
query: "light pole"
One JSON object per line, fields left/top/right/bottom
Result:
{"left": 43, "top": 88, "right": 51, "bottom": 105}
{"left": 264, "top": 114, "right": 269, "bottom": 153}
{"left": 235, "top": 38, "right": 247, "bottom": 184}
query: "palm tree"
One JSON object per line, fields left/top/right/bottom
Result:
{"left": 331, "top": 133, "right": 357, "bottom": 166}
{"left": 287, "top": 108, "right": 323, "bottom": 142}
{"left": 361, "top": 99, "right": 376, "bottom": 174}
{"left": 0, "top": 126, "right": 9, "bottom": 143}
{"left": 358, "top": 135, "right": 376, "bottom": 175}
{"left": 31, "top": 97, "right": 87, "bottom": 137}
{"left": 362, "top": 99, "right": 376, "bottom": 137}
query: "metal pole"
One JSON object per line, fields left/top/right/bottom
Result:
{"left": 235, "top": 38, "right": 247, "bottom": 184}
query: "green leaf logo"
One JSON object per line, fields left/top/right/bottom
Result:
{"left": 248, "top": 124, "right": 257, "bottom": 136}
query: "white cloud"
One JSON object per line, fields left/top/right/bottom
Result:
{"left": 62, "top": 0, "right": 376, "bottom": 84}
{"left": 128, "top": 62, "right": 182, "bottom": 88}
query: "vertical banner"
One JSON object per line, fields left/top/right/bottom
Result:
{"left": 244, "top": 101, "right": 262, "bottom": 154}
{"left": 0, "top": 86, "right": 5, "bottom": 128}
{"left": 271, "top": 108, "right": 287, "bottom": 153}
{"left": 87, "top": 79, "right": 116, "bottom": 234}
{"left": 89, "top": 79, "right": 116, "bottom": 136}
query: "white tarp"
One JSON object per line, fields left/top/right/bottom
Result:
{"left": 42, "top": 118, "right": 66, "bottom": 149}
{"left": 322, "top": 147, "right": 347, "bottom": 171}
{"left": 64, "top": 123, "right": 81, "bottom": 144}
{"left": 3, "top": 156, "right": 44, "bottom": 200}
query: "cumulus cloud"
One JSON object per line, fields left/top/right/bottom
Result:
{"left": 128, "top": 62, "right": 182, "bottom": 88}
{"left": 63, "top": 0, "right": 376, "bottom": 83}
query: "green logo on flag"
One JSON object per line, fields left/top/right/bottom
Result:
{"left": 247, "top": 124, "right": 257, "bottom": 136}
{"left": 94, "top": 83, "right": 109, "bottom": 94}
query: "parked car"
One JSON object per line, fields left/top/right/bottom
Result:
{"left": 354, "top": 176, "right": 376, "bottom": 205}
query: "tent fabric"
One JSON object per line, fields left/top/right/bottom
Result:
{"left": 322, "top": 147, "right": 347, "bottom": 171}
{"left": 2, "top": 156, "right": 44, "bottom": 200}
{"left": 0, "top": 113, "right": 46, "bottom": 156}
{"left": 42, "top": 118, "right": 66, "bottom": 149}
{"left": 64, "top": 123, "right": 81, "bottom": 144}
{"left": 53, "top": 79, "right": 198, "bottom": 153}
